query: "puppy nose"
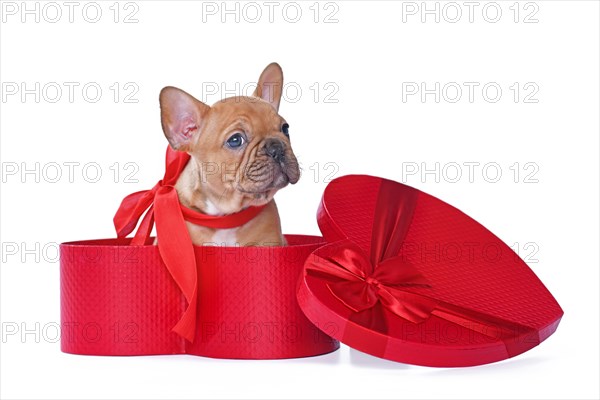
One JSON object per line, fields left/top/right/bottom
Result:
{"left": 265, "top": 139, "right": 285, "bottom": 162}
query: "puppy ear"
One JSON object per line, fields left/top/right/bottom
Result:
{"left": 159, "top": 86, "right": 209, "bottom": 151}
{"left": 252, "top": 62, "right": 284, "bottom": 111}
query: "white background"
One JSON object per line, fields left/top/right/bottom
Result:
{"left": 1, "top": 1, "right": 599, "bottom": 399}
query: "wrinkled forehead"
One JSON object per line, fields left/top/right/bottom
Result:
{"left": 205, "top": 97, "right": 283, "bottom": 137}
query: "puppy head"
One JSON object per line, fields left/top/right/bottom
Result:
{"left": 159, "top": 63, "right": 300, "bottom": 214}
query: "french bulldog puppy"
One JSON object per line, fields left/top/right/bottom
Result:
{"left": 159, "top": 63, "right": 299, "bottom": 246}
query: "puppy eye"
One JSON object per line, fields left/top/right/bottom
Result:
{"left": 226, "top": 133, "right": 245, "bottom": 148}
{"left": 281, "top": 123, "right": 290, "bottom": 138}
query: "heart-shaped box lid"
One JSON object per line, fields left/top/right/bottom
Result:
{"left": 297, "top": 175, "right": 563, "bottom": 367}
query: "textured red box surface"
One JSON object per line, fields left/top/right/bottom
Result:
{"left": 60, "top": 235, "right": 339, "bottom": 359}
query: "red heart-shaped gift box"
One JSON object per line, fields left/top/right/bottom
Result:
{"left": 60, "top": 151, "right": 562, "bottom": 366}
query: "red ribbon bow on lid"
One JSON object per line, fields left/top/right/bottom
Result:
{"left": 307, "top": 242, "right": 436, "bottom": 326}
{"left": 306, "top": 179, "right": 539, "bottom": 357}
{"left": 113, "top": 146, "right": 266, "bottom": 342}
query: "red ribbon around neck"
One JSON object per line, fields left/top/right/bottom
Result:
{"left": 113, "top": 146, "right": 266, "bottom": 342}
{"left": 307, "top": 180, "right": 539, "bottom": 356}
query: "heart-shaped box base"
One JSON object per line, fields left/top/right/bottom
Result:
{"left": 60, "top": 235, "right": 339, "bottom": 359}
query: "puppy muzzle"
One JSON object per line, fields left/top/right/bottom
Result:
{"left": 263, "top": 138, "right": 300, "bottom": 185}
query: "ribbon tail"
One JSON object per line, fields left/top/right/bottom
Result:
{"left": 431, "top": 304, "right": 540, "bottom": 358}
{"left": 154, "top": 186, "right": 198, "bottom": 343}
{"left": 130, "top": 205, "right": 155, "bottom": 246}
{"left": 377, "top": 286, "right": 437, "bottom": 324}
{"left": 432, "top": 309, "right": 503, "bottom": 340}
{"left": 172, "top": 286, "right": 198, "bottom": 343}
